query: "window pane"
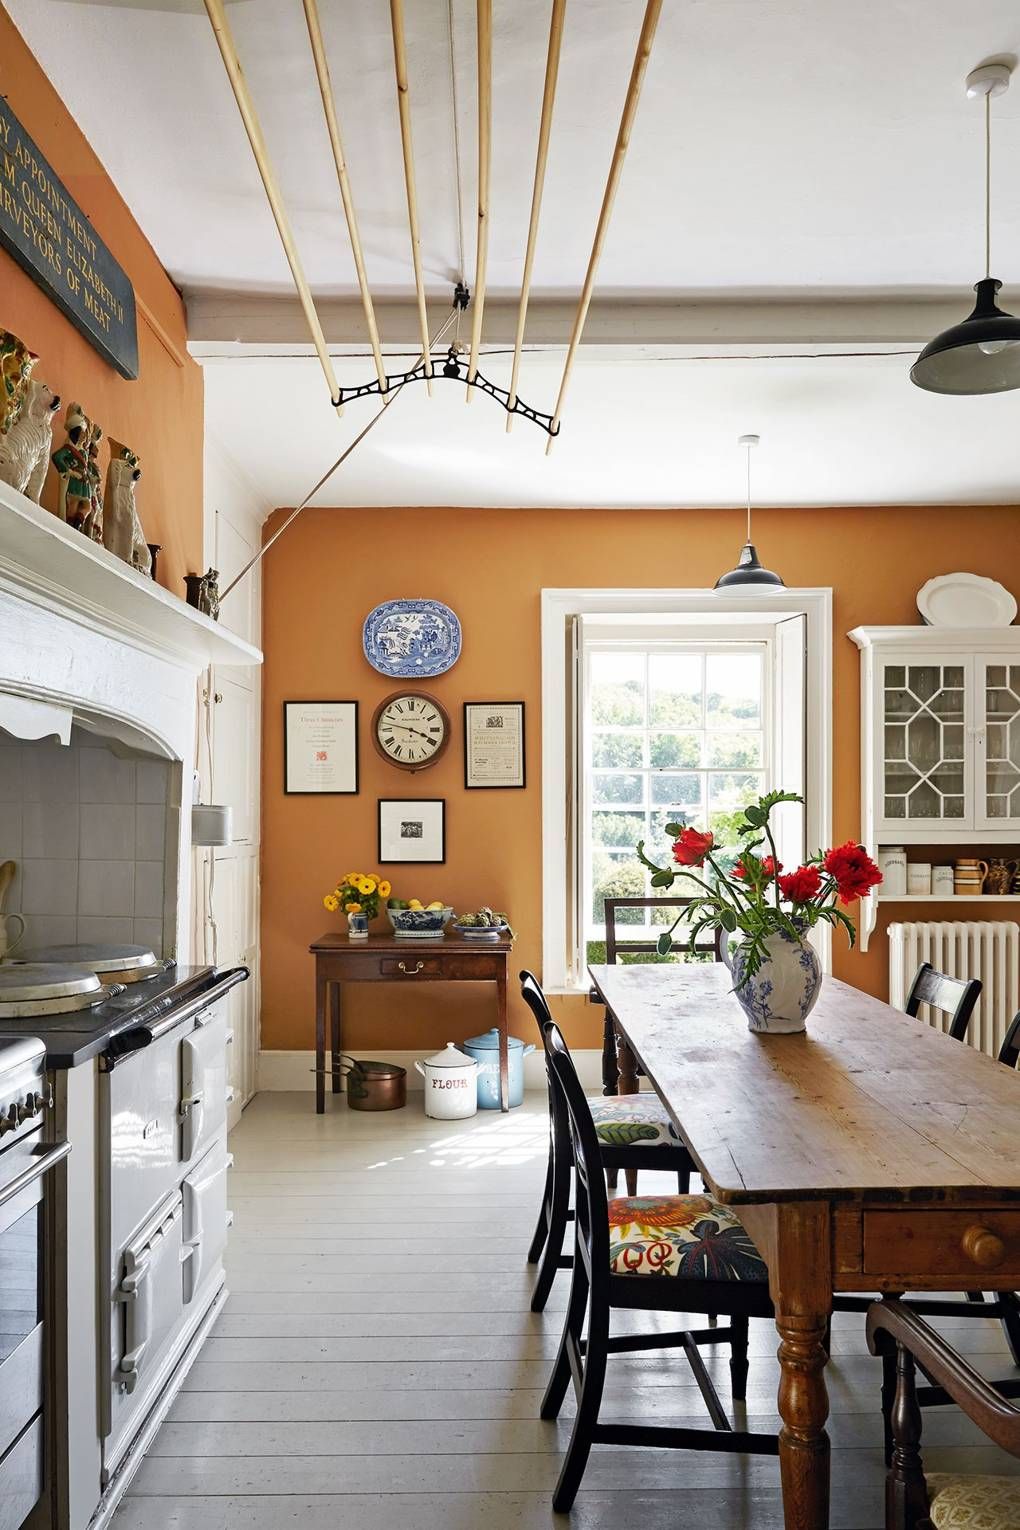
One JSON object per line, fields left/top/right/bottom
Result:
{"left": 590, "top": 653, "right": 645, "bottom": 726}
{"left": 591, "top": 810, "right": 645, "bottom": 848}
{"left": 708, "top": 772, "right": 765, "bottom": 847}
{"left": 592, "top": 772, "right": 643, "bottom": 805}
{"left": 591, "top": 851, "right": 645, "bottom": 924}
{"left": 649, "top": 808, "right": 699, "bottom": 844}
{"left": 649, "top": 732, "right": 703, "bottom": 768}
{"left": 650, "top": 772, "right": 703, "bottom": 807}
{"left": 706, "top": 731, "right": 763, "bottom": 768}
{"left": 706, "top": 653, "right": 761, "bottom": 729}
{"left": 649, "top": 654, "right": 702, "bottom": 727}
{"left": 591, "top": 732, "right": 644, "bottom": 769}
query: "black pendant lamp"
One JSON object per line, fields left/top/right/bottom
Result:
{"left": 714, "top": 434, "right": 784, "bottom": 590}
{"left": 912, "top": 63, "right": 1020, "bottom": 395}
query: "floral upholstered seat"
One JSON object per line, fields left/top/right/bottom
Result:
{"left": 587, "top": 1092, "right": 680, "bottom": 1148}
{"left": 607, "top": 1194, "right": 768, "bottom": 1281}
{"left": 925, "top": 1472, "right": 1020, "bottom": 1529}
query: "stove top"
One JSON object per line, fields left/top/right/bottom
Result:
{"left": 0, "top": 965, "right": 246, "bottom": 1070}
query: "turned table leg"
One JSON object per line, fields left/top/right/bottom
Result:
{"left": 617, "top": 1028, "right": 639, "bottom": 1096}
{"left": 773, "top": 1203, "right": 832, "bottom": 1530}
{"left": 496, "top": 966, "right": 510, "bottom": 1111}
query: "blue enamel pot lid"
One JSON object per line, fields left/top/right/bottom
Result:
{"left": 464, "top": 1027, "right": 532, "bottom": 1053}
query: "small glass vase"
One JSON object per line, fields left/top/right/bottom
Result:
{"left": 725, "top": 927, "right": 822, "bottom": 1034}
{"left": 347, "top": 912, "right": 370, "bottom": 940}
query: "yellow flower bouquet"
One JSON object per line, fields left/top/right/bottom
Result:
{"left": 323, "top": 872, "right": 391, "bottom": 924}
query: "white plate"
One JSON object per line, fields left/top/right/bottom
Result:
{"left": 917, "top": 573, "right": 1017, "bottom": 628}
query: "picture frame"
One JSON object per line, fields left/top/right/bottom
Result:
{"left": 378, "top": 798, "right": 446, "bottom": 864}
{"left": 284, "top": 701, "right": 359, "bottom": 795}
{"left": 463, "top": 701, "right": 526, "bottom": 789}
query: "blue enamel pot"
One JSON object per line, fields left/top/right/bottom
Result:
{"left": 463, "top": 1028, "right": 535, "bottom": 1109}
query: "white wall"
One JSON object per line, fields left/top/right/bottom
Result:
{"left": 198, "top": 435, "right": 268, "bottom": 1123}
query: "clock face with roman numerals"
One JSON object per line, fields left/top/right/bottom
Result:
{"left": 372, "top": 691, "right": 451, "bottom": 772}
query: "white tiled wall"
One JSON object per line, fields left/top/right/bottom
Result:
{"left": 0, "top": 727, "right": 173, "bottom": 951}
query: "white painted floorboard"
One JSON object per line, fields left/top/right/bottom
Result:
{"left": 112, "top": 1091, "right": 1020, "bottom": 1530}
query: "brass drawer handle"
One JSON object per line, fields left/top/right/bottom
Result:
{"left": 398, "top": 961, "right": 424, "bottom": 975}
{"left": 962, "top": 1224, "right": 1006, "bottom": 1269}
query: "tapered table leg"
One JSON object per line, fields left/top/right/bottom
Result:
{"left": 773, "top": 1203, "right": 832, "bottom": 1530}
{"left": 330, "top": 982, "right": 342, "bottom": 1094}
{"left": 315, "top": 971, "right": 326, "bottom": 1114}
{"left": 496, "top": 965, "right": 510, "bottom": 1111}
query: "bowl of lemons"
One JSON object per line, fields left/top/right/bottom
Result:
{"left": 386, "top": 899, "right": 454, "bottom": 938}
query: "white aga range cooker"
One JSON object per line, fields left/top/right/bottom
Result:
{"left": 0, "top": 954, "right": 247, "bottom": 1530}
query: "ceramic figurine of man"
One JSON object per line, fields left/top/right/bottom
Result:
{"left": 83, "top": 422, "right": 104, "bottom": 542}
{"left": 51, "top": 403, "right": 92, "bottom": 526}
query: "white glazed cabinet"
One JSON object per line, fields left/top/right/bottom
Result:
{"left": 849, "top": 626, "right": 1020, "bottom": 948}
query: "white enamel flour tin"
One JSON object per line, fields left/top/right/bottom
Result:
{"left": 415, "top": 1042, "right": 478, "bottom": 1119}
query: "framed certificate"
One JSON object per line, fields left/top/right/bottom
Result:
{"left": 378, "top": 798, "right": 446, "bottom": 863}
{"left": 284, "top": 701, "right": 359, "bottom": 794}
{"left": 463, "top": 702, "right": 526, "bottom": 789}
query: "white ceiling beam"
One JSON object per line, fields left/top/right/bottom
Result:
{"left": 184, "top": 291, "right": 985, "bottom": 352}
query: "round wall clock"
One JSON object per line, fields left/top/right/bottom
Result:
{"left": 362, "top": 598, "right": 462, "bottom": 678}
{"left": 372, "top": 691, "right": 451, "bottom": 772}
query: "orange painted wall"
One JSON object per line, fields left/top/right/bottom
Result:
{"left": 0, "top": 7, "right": 203, "bottom": 591}
{"left": 260, "top": 502, "right": 1020, "bottom": 1055}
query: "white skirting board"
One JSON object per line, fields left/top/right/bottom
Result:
{"left": 257, "top": 1048, "right": 613, "bottom": 1094}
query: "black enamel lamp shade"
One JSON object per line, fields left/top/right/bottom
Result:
{"left": 713, "top": 542, "right": 785, "bottom": 590}
{"left": 911, "top": 278, "right": 1020, "bottom": 395}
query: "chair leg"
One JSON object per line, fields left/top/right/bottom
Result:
{"left": 729, "top": 1311, "right": 749, "bottom": 1401}
{"left": 624, "top": 1168, "right": 638, "bottom": 1196}
{"left": 606, "top": 1167, "right": 619, "bottom": 1192}
{"left": 541, "top": 1253, "right": 589, "bottom": 1421}
{"left": 1000, "top": 1293, "right": 1020, "bottom": 1366}
{"left": 880, "top": 1344, "right": 897, "bottom": 1468}
{"left": 527, "top": 1141, "right": 554, "bottom": 1265}
{"left": 551, "top": 1302, "right": 610, "bottom": 1513}
{"left": 676, "top": 1168, "right": 690, "bottom": 1194}
{"left": 966, "top": 1290, "right": 986, "bottom": 1304}
{"left": 531, "top": 1137, "right": 572, "bottom": 1314}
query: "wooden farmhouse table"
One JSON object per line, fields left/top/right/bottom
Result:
{"left": 588, "top": 960, "right": 1020, "bottom": 1530}
{"left": 310, "top": 931, "right": 514, "bottom": 1113}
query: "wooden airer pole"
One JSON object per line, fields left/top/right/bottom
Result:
{"left": 389, "top": 0, "right": 434, "bottom": 391}
{"left": 202, "top": 0, "right": 344, "bottom": 414}
{"left": 545, "top": 0, "right": 663, "bottom": 452}
{"left": 466, "top": 0, "right": 492, "bottom": 400}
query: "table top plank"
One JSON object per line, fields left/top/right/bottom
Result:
{"left": 589, "top": 963, "right": 1020, "bottom": 1206}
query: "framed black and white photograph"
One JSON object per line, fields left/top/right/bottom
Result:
{"left": 464, "top": 702, "right": 526, "bottom": 789}
{"left": 378, "top": 798, "right": 446, "bottom": 863}
{"left": 284, "top": 701, "right": 359, "bottom": 794}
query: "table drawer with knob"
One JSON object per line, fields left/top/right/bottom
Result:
{"left": 862, "top": 1209, "right": 1020, "bottom": 1280}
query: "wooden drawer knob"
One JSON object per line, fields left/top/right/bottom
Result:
{"left": 962, "top": 1224, "right": 1006, "bottom": 1269}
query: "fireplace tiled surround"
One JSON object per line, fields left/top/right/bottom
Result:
{"left": 0, "top": 726, "right": 176, "bottom": 952}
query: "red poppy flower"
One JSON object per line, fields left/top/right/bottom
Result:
{"left": 672, "top": 827, "right": 714, "bottom": 867}
{"left": 823, "top": 841, "right": 883, "bottom": 905}
{"left": 778, "top": 865, "right": 823, "bottom": 902}
{"left": 734, "top": 854, "right": 782, "bottom": 881}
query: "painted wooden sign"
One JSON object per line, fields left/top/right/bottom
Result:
{"left": 0, "top": 98, "right": 138, "bottom": 379}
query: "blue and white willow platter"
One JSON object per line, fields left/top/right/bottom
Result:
{"left": 362, "top": 598, "right": 462, "bottom": 678}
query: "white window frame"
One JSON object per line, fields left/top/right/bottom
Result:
{"left": 541, "top": 588, "right": 833, "bottom": 993}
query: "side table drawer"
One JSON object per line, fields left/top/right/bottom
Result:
{"left": 379, "top": 956, "right": 445, "bottom": 978}
{"left": 863, "top": 1209, "right": 1020, "bottom": 1279}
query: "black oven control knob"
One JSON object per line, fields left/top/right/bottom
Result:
{"left": 15, "top": 1092, "right": 45, "bottom": 1123}
{"left": 0, "top": 1104, "right": 17, "bottom": 1135}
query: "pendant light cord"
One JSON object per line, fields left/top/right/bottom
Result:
{"left": 984, "top": 89, "right": 992, "bottom": 279}
{"left": 745, "top": 439, "right": 753, "bottom": 544}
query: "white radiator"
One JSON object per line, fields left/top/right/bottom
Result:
{"left": 888, "top": 921, "right": 1020, "bottom": 1057}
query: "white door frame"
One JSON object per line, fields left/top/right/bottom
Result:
{"left": 540, "top": 587, "right": 833, "bottom": 993}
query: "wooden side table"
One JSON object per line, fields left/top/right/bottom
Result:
{"left": 309, "top": 931, "right": 515, "bottom": 1113}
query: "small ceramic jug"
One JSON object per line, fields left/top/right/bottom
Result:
{"left": 0, "top": 913, "right": 26, "bottom": 961}
{"left": 985, "top": 858, "right": 1014, "bottom": 896}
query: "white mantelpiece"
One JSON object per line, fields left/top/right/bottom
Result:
{"left": 0, "top": 478, "right": 262, "bottom": 957}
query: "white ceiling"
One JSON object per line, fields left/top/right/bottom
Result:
{"left": 9, "top": 0, "right": 1020, "bottom": 509}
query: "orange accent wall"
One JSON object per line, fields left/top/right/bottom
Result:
{"left": 0, "top": 7, "right": 203, "bottom": 590}
{"left": 259, "top": 501, "right": 1019, "bottom": 1055}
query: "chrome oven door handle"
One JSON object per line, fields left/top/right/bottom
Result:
{"left": 0, "top": 1140, "right": 71, "bottom": 1210}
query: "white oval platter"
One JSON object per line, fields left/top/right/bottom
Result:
{"left": 916, "top": 573, "right": 1017, "bottom": 628}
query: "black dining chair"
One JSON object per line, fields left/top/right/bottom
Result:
{"left": 904, "top": 961, "right": 982, "bottom": 1042}
{"left": 537, "top": 1015, "right": 777, "bottom": 1512}
{"left": 521, "top": 970, "right": 696, "bottom": 1313}
{"left": 868, "top": 1297, "right": 1020, "bottom": 1529}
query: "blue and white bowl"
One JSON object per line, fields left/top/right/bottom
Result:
{"left": 388, "top": 906, "right": 453, "bottom": 938}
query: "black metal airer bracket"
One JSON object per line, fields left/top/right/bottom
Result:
{"left": 331, "top": 283, "right": 561, "bottom": 439}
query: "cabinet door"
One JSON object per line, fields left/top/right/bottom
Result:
{"left": 975, "top": 656, "right": 1020, "bottom": 829}
{"left": 876, "top": 657, "right": 970, "bottom": 830}
{"left": 211, "top": 675, "right": 259, "bottom": 844}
